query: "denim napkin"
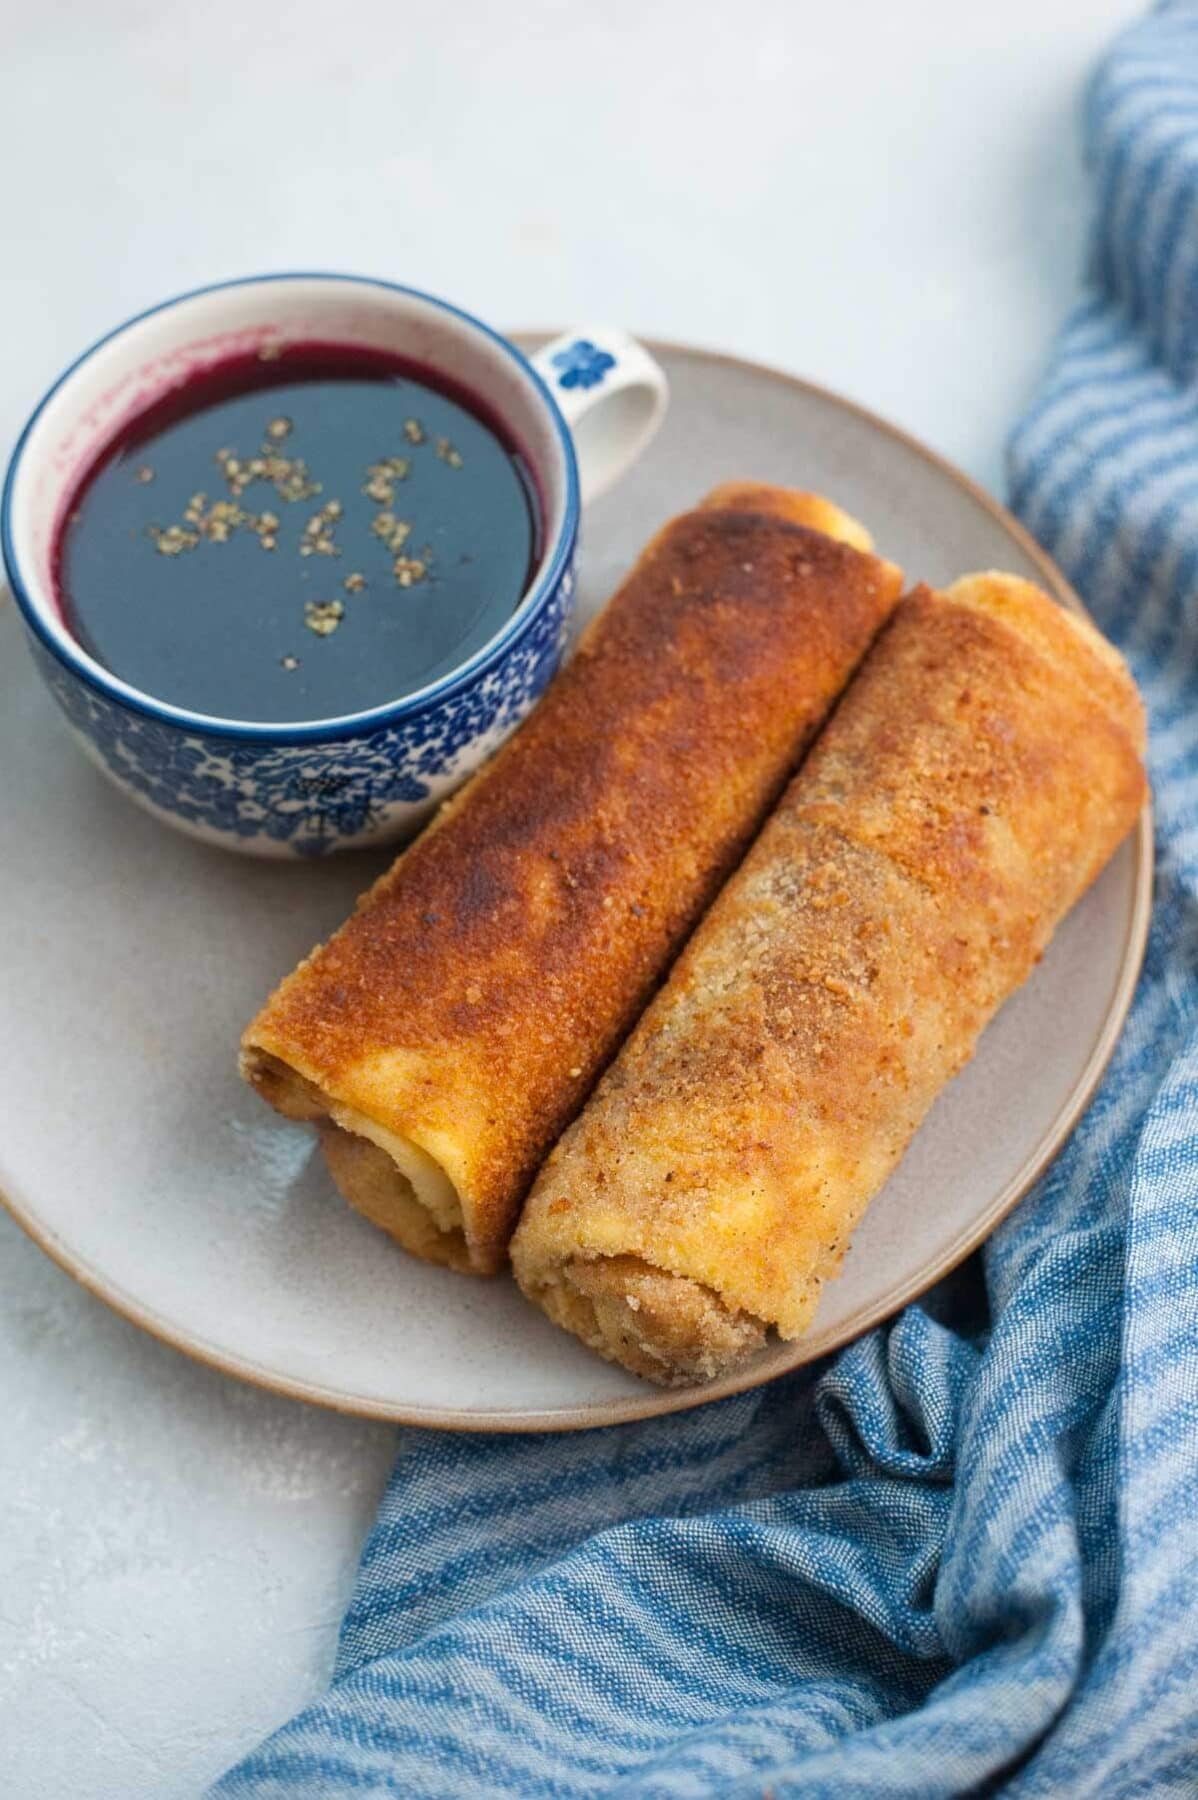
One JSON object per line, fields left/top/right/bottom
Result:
{"left": 214, "top": 7, "right": 1198, "bottom": 1793}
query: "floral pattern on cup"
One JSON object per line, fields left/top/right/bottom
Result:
{"left": 550, "top": 339, "right": 617, "bottom": 392}
{"left": 33, "top": 566, "right": 575, "bottom": 856}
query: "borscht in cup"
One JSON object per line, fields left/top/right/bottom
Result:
{"left": 0, "top": 274, "right": 668, "bottom": 856}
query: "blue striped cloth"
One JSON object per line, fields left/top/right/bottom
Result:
{"left": 214, "top": 9, "right": 1198, "bottom": 1794}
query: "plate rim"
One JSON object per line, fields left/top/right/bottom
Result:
{"left": 0, "top": 336, "right": 1155, "bottom": 1432}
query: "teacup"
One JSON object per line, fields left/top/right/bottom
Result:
{"left": 1, "top": 274, "right": 667, "bottom": 857}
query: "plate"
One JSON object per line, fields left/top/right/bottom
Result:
{"left": 0, "top": 340, "right": 1152, "bottom": 1430}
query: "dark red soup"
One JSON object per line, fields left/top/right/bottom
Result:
{"left": 54, "top": 343, "right": 542, "bottom": 722}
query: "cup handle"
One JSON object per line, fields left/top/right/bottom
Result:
{"left": 529, "top": 328, "right": 668, "bottom": 507}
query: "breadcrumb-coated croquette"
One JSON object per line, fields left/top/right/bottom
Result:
{"left": 241, "top": 487, "right": 903, "bottom": 1272}
{"left": 512, "top": 573, "right": 1147, "bottom": 1384}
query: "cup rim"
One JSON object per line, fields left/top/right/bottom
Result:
{"left": 0, "top": 272, "right": 581, "bottom": 745}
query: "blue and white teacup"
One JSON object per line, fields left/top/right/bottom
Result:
{"left": 1, "top": 274, "right": 667, "bottom": 856}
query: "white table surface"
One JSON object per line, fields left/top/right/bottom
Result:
{"left": 0, "top": 1, "right": 1137, "bottom": 1793}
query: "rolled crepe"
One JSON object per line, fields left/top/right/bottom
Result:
{"left": 241, "top": 486, "right": 903, "bottom": 1273}
{"left": 512, "top": 573, "right": 1147, "bottom": 1382}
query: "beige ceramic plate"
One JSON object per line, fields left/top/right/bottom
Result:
{"left": 0, "top": 340, "right": 1151, "bottom": 1430}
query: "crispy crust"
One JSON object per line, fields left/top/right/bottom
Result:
{"left": 241, "top": 489, "right": 903, "bottom": 1272}
{"left": 698, "top": 483, "right": 876, "bottom": 554}
{"left": 512, "top": 573, "right": 1147, "bottom": 1381}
